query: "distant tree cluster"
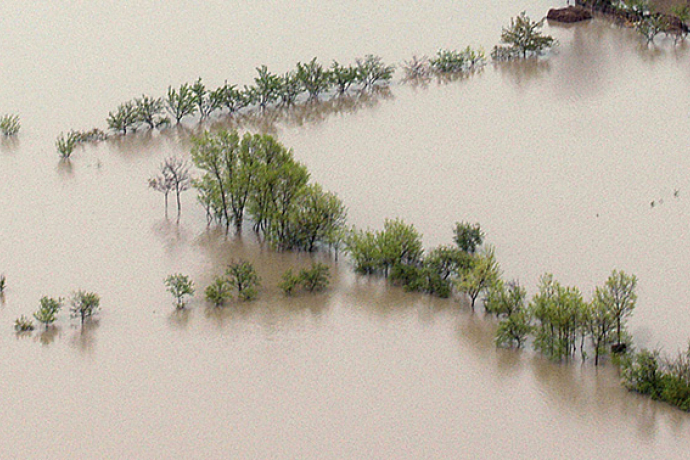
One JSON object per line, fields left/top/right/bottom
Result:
{"left": 346, "top": 220, "right": 496, "bottom": 302}
{"left": 13, "top": 291, "right": 100, "bottom": 332}
{"left": 402, "top": 46, "right": 485, "bottom": 81}
{"left": 191, "top": 130, "right": 347, "bottom": 252}
{"left": 620, "top": 343, "right": 690, "bottom": 410}
{"left": 485, "top": 270, "right": 638, "bottom": 364}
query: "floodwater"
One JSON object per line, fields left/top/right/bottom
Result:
{"left": 1, "top": 1, "right": 689, "bottom": 458}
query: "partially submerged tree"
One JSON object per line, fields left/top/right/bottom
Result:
{"left": 107, "top": 101, "right": 139, "bottom": 134}
{"left": 166, "top": 83, "right": 197, "bottom": 123}
{"left": 33, "top": 296, "right": 63, "bottom": 329}
{"left": 204, "top": 276, "right": 232, "bottom": 307}
{"left": 455, "top": 246, "right": 500, "bottom": 310}
{"left": 165, "top": 274, "right": 195, "bottom": 309}
{"left": 594, "top": 269, "right": 637, "bottom": 349}
{"left": 355, "top": 54, "right": 395, "bottom": 88}
{"left": 134, "top": 94, "right": 167, "bottom": 129}
{"left": 226, "top": 260, "right": 260, "bottom": 301}
{"left": 148, "top": 156, "right": 192, "bottom": 217}
{"left": 14, "top": 315, "right": 35, "bottom": 332}
{"left": 296, "top": 58, "right": 331, "bottom": 100}
{"left": 492, "top": 12, "right": 556, "bottom": 59}
{"left": 56, "top": 131, "right": 79, "bottom": 159}
{"left": 70, "top": 290, "right": 101, "bottom": 326}
{"left": 0, "top": 114, "right": 20, "bottom": 136}
{"left": 299, "top": 263, "right": 331, "bottom": 292}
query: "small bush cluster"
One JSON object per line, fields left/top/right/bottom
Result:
{"left": 13, "top": 291, "right": 98, "bottom": 333}
{"left": 279, "top": 263, "right": 331, "bottom": 295}
{"left": 402, "top": 47, "right": 485, "bottom": 82}
{"left": 202, "top": 260, "right": 262, "bottom": 306}
{"left": 0, "top": 114, "right": 20, "bottom": 136}
{"left": 620, "top": 345, "right": 690, "bottom": 411}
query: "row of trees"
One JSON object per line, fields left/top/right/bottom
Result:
{"left": 191, "top": 130, "right": 347, "bottom": 251}
{"left": 13, "top": 291, "right": 101, "bottom": 332}
{"left": 344, "top": 218, "right": 640, "bottom": 366}
{"left": 105, "top": 55, "right": 394, "bottom": 135}
{"left": 165, "top": 261, "right": 331, "bottom": 309}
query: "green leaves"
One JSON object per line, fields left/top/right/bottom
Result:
{"left": 33, "top": 296, "right": 63, "bottom": 328}
{"left": 70, "top": 290, "right": 101, "bottom": 325}
{"left": 0, "top": 114, "right": 20, "bottom": 136}
{"left": 165, "top": 274, "right": 195, "bottom": 309}
{"left": 226, "top": 260, "right": 260, "bottom": 301}
{"left": 492, "top": 11, "right": 556, "bottom": 60}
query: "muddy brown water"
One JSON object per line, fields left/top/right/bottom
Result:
{"left": 1, "top": 1, "right": 689, "bottom": 458}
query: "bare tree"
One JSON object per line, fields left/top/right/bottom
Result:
{"left": 149, "top": 156, "right": 192, "bottom": 217}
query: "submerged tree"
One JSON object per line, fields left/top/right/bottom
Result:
{"left": 33, "top": 296, "right": 63, "bottom": 329}
{"left": 204, "top": 276, "right": 232, "bottom": 307}
{"left": 594, "top": 269, "right": 637, "bottom": 349}
{"left": 134, "top": 94, "right": 167, "bottom": 129}
{"left": 0, "top": 114, "right": 20, "bottom": 136}
{"left": 492, "top": 11, "right": 556, "bottom": 59}
{"left": 166, "top": 83, "right": 197, "bottom": 123}
{"left": 455, "top": 246, "right": 500, "bottom": 310}
{"left": 149, "top": 156, "right": 191, "bottom": 217}
{"left": 107, "top": 101, "right": 139, "bottom": 134}
{"left": 70, "top": 290, "right": 101, "bottom": 326}
{"left": 226, "top": 260, "right": 260, "bottom": 301}
{"left": 165, "top": 274, "right": 195, "bottom": 309}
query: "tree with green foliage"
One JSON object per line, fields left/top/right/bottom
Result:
{"left": 492, "top": 11, "right": 556, "bottom": 59}
{"left": 587, "top": 291, "right": 616, "bottom": 365}
{"left": 134, "top": 95, "right": 166, "bottom": 129}
{"left": 346, "top": 227, "right": 381, "bottom": 274}
{"left": 213, "top": 81, "right": 247, "bottom": 114}
{"left": 355, "top": 55, "right": 395, "bottom": 88}
{"left": 595, "top": 269, "right": 637, "bottom": 348}
{"left": 296, "top": 58, "right": 331, "bottom": 100}
{"left": 285, "top": 183, "right": 347, "bottom": 252}
{"left": 0, "top": 114, "right": 20, "bottom": 136}
{"left": 455, "top": 246, "right": 500, "bottom": 309}
{"left": 299, "top": 263, "right": 331, "bottom": 292}
{"left": 205, "top": 276, "right": 232, "bottom": 307}
{"left": 529, "top": 274, "right": 588, "bottom": 361}
{"left": 620, "top": 349, "right": 663, "bottom": 397}
{"left": 166, "top": 83, "right": 197, "bottom": 123}
{"left": 496, "top": 310, "right": 532, "bottom": 348}
{"left": 485, "top": 279, "right": 526, "bottom": 317}
{"left": 250, "top": 65, "right": 282, "bottom": 110}
{"left": 277, "top": 70, "right": 302, "bottom": 106}
{"left": 227, "top": 260, "right": 260, "bottom": 301}
{"left": 165, "top": 274, "right": 194, "bottom": 309}
{"left": 70, "top": 290, "right": 101, "bottom": 325}
{"left": 279, "top": 268, "right": 302, "bottom": 296}
{"left": 56, "top": 131, "right": 79, "bottom": 159}
{"left": 330, "top": 61, "right": 358, "bottom": 94}
{"left": 0, "top": 274, "right": 5, "bottom": 294}
{"left": 430, "top": 49, "right": 468, "bottom": 73}
{"left": 33, "top": 296, "right": 63, "bottom": 329}
{"left": 453, "top": 222, "right": 484, "bottom": 254}
{"left": 107, "top": 101, "right": 139, "bottom": 134}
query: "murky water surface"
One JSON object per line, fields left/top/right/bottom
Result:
{"left": 1, "top": 1, "right": 689, "bottom": 458}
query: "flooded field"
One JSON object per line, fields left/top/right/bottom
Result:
{"left": 1, "top": 1, "right": 689, "bottom": 458}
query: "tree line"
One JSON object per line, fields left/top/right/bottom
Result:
{"left": 343, "top": 217, "right": 689, "bottom": 411}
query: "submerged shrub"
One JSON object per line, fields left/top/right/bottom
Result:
{"left": 56, "top": 131, "right": 79, "bottom": 159}
{"left": 165, "top": 274, "right": 195, "bottom": 309}
{"left": 14, "top": 315, "right": 35, "bottom": 332}
{"left": 204, "top": 276, "right": 231, "bottom": 307}
{"left": 70, "top": 290, "right": 101, "bottom": 325}
{"left": 0, "top": 114, "right": 20, "bottom": 136}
